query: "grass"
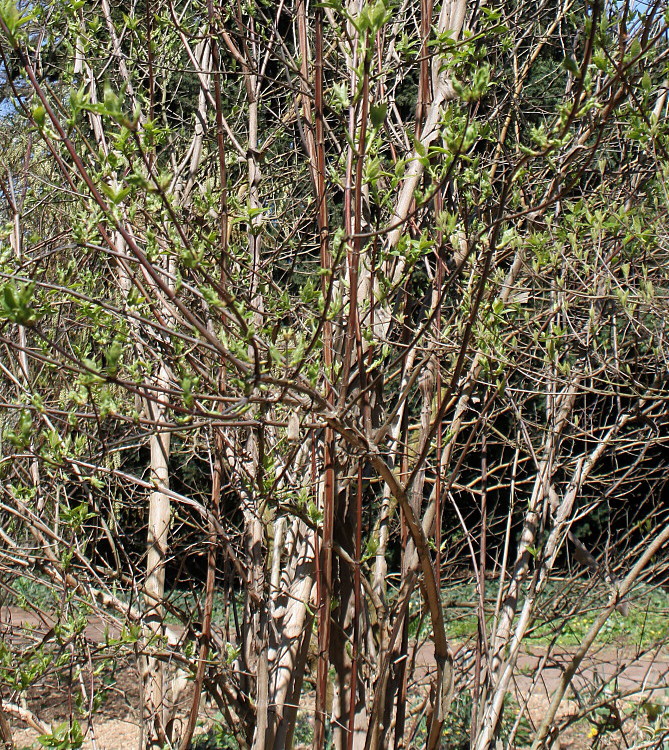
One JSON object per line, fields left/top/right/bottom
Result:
{"left": 528, "top": 584, "right": 669, "bottom": 648}
{"left": 408, "top": 579, "right": 669, "bottom": 649}
{"left": 6, "top": 574, "right": 669, "bottom": 650}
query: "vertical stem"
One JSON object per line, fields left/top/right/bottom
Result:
{"left": 392, "top": 410, "right": 410, "bottom": 748}
{"left": 207, "top": 0, "right": 229, "bottom": 282}
{"left": 314, "top": 6, "right": 334, "bottom": 747}
{"left": 471, "top": 429, "right": 488, "bottom": 743}
{"left": 314, "top": 7, "right": 330, "bottom": 371}
{"left": 340, "top": 18, "right": 370, "bottom": 403}
{"left": 144, "top": 381, "right": 171, "bottom": 748}
{"left": 144, "top": 0, "right": 155, "bottom": 168}
{"left": 415, "top": 0, "right": 433, "bottom": 136}
{"left": 178, "top": 432, "right": 223, "bottom": 750}
{"left": 347, "top": 462, "right": 363, "bottom": 750}
{"left": 434, "top": 190, "right": 444, "bottom": 591}
{"left": 0, "top": 697, "right": 14, "bottom": 750}
{"left": 315, "top": 427, "right": 335, "bottom": 748}
{"left": 3, "top": 170, "right": 41, "bottom": 500}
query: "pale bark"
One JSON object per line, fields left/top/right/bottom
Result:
{"left": 0, "top": 698, "right": 14, "bottom": 750}
{"left": 142, "top": 363, "right": 172, "bottom": 748}
{"left": 268, "top": 523, "right": 316, "bottom": 749}
{"left": 530, "top": 521, "right": 669, "bottom": 749}
{"left": 385, "top": 0, "right": 467, "bottom": 261}
{"left": 476, "top": 407, "right": 645, "bottom": 749}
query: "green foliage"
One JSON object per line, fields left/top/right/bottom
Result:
{"left": 4, "top": 408, "right": 33, "bottom": 448}
{"left": 0, "top": 281, "right": 42, "bottom": 325}
{"left": 441, "top": 693, "right": 532, "bottom": 749}
{"left": 192, "top": 720, "right": 240, "bottom": 750}
{"left": 635, "top": 693, "right": 669, "bottom": 748}
{"left": 0, "top": 0, "right": 34, "bottom": 45}
{"left": 38, "top": 721, "right": 84, "bottom": 750}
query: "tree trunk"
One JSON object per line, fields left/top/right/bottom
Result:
{"left": 143, "top": 364, "right": 172, "bottom": 748}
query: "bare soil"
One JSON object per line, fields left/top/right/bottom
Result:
{"left": 3, "top": 607, "right": 668, "bottom": 749}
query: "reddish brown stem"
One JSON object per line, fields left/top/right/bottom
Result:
{"left": 347, "top": 462, "right": 363, "bottom": 750}
{"left": 313, "top": 10, "right": 334, "bottom": 746}
{"left": 207, "top": 0, "right": 229, "bottom": 283}
{"left": 178, "top": 437, "right": 223, "bottom": 750}
{"left": 471, "top": 429, "right": 488, "bottom": 743}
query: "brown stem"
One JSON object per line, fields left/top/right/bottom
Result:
{"left": 178, "top": 438, "right": 223, "bottom": 750}
{"left": 347, "top": 462, "right": 363, "bottom": 750}
{"left": 0, "top": 696, "right": 14, "bottom": 750}
{"left": 207, "top": 0, "right": 229, "bottom": 282}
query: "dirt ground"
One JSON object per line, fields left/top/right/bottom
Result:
{"left": 9, "top": 664, "right": 142, "bottom": 750}
{"left": 3, "top": 607, "right": 668, "bottom": 749}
